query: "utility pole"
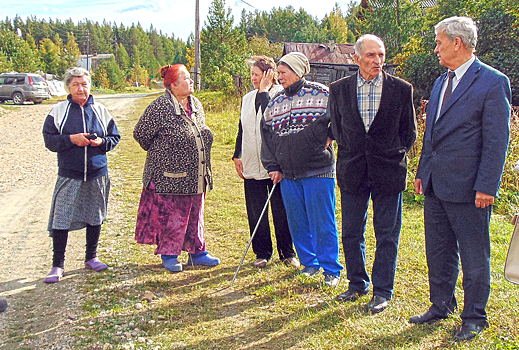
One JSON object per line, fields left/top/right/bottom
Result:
{"left": 86, "top": 29, "right": 90, "bottom": 71}
{"left": 194, "top": 0, "right": 201, "bottom": 91}
{"left": 396, "top": 0, "right": 401, "bottom": 53}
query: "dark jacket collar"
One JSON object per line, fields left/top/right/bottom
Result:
{"left": 284, "top": 78, "right": 306, "bottom": 97}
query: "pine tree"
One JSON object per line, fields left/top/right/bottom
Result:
{"left": 39, "top": 37, "right": 61, "bottom": 74}
{"left": 0, "top": 50, "right": 13, "bottom": 73}
{"left": 64, "top": 32, "right": 81, "bottom": 66}
{"left": 201, "top": 0, "right": 248, "bottom": 93}
{"left": 321, "top": 3, "right": 355, "bottom": 43}
{"left": 105, "top": 55, "right": 126, "bottom": 91}
{"left": 0, "top": 30, "right": 41, "bottom": 72}
{"left": 94, "top": 56, "right": 126, "bottom": 91}
{"left": 115, "top": 43, "right": 131, "bottom": 76}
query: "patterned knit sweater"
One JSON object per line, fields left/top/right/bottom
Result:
{"left": 261, "top": 79, "right": 335, "bottom": 180}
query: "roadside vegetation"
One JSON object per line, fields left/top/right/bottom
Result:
{"left": 66, "top": 91, "right": 519, "bottom": 350}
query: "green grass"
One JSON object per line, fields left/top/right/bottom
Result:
{"left": 70, "top": 91, "right": 519, "bottom": 349}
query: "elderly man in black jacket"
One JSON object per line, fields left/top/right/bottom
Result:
{"left": 328, "top": 34, "right": 417, "bottom": 313}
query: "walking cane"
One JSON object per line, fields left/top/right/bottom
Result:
{"left": 230, "top": 182, "right": 278, "bottom": 287}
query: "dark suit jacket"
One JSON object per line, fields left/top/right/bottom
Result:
{"left": 329, "top": 71, "right": 417, "bottom": 194}
{"left": 416, "top": 58, "right": 511, "bottom": 202}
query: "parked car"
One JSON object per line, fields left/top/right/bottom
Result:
{"left": 0, "top": 73, "right": 51, "bottom": 104}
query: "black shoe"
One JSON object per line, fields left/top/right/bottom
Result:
{"left": 367, "top": 295, "right": 388, "bottom": 314}
{"left": 336, "top": 288, "right": 369, "bottom": 302}
{"left": 453, "top": 321, "right": 488, "bottom": 341}
{"left": 409, "top": 310, "right": 449, "bottom": 324}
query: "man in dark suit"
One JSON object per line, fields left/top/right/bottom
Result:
{"left": 328, "top": 34, "right": 417, "bottom": 313}
{"left": 410, "top": 16, "right": 511, "bottom": 341}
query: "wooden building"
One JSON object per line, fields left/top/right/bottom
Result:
{"left": 283, "top": 42, "right": 397, "bottom": 86}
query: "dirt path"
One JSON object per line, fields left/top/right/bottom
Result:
{"left": 0, "top": 93, "right": 152, "bottom": 349}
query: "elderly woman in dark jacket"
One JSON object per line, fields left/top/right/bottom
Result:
{"left": 134, "top": 64, "right": 219, "bottom": 272}
{"left": 43, "top": 67, "right": 120, "bottom": 283}
{"left": 261, "top": 52, "right": 343, "bottom": 287}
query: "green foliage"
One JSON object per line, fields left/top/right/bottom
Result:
{"left": 130, "top": 57, "right": 149, "bottom": 87}
{"left": 201, "top": 0, "right": 248, "bottom": 94}
{"left": 39, "top": 37, "right": 62, "bottom": 74}
{"left": 128, "top": 23, "right": 160, "bottom": 77}
{"left": 0, "top": 15, "right": 188, "bottom": 82}
{"left": 394, "top": 32, "right": 444, "bottom": 105}
{"left": 243, "top": 6, "right": 327, "bottom": 43}
{"left": 162, "top": 34, "right": 187, "bottom": 66}
{"left": 37, "top": 33, "right": 82, "bottom": 75}
{"left": 92, "top": 64, "right": 109, "bottom": 88}
{"left": 93, "top": 56, "right": 126, "bottom": 91}
{"left": 115, "top": 43, "right": 131, "bottom": 76}
{"left": 0, "top": 50, "right": 12, "bottom": 72}
{"left": 247, "top": 36, "right": 284, "bottom": 59}
{"left": 64, "top": 32, "right": 81, "bottom": 68}
{"left": 495, "top": 109, "right": 519, "bottom": 216}
{"left": 355, "top": 0, "right": 425, "bottom": 60}
{"left": 0, "top": 29, "right": 42, "bottom": 73}
{"left": 396, "top": 0, "right": 519, "bottom": 105}
{"left": 477, "top": 6, "right": 519, "bottom": 105}
{"left": 321, "top": 3, "right": 356, "bottom": 43}
{"left": 430, "top": 0, "right": 479, "bottom": 19}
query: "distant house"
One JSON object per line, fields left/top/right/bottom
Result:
{"left": 283, "top": 42, "right": 397, "bottom": 86}
{"left": 283, "top": 41, "right": 356, "bottom": 64}
{"left": 77, "top": 53, "right": 114, "bottom": 72}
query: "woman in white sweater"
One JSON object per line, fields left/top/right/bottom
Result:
{"left": 232, "top": 56, "right": 299, "bottom": 269}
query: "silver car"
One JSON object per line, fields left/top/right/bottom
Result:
{"left": 0, "top": 73, "right": 51, "bottom": 104}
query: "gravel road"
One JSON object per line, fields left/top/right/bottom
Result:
{"left": 0, "top": 93, "right": 152, "bottom": 349}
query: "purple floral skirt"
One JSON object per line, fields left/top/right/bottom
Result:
{"left": 134, "top": 181, "right": 206, "bottom": 255}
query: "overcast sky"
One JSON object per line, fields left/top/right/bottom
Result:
{"left": 4, "top": 0, "right": 353, "bottom": 41}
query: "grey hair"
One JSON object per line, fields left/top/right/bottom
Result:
{"left": 354, "top": 34, "right": 385, "bottom": 57}
{"left": 63, "top": 67, "right": 91, "bottom": 89}
{"left": 435, "top": 16, "right": 478, "bottom": 51}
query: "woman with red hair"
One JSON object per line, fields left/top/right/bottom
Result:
{"left": 133, "top": 64, "right": 219, "bottom": 272}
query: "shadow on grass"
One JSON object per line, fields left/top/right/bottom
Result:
{"left": 79, "top": 261, "right": 457, "bottom": 349}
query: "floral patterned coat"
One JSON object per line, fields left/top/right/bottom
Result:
{"left": 134, "top": 90, "right": 213, "bottom": 195}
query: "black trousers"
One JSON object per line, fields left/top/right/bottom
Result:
{"left": 52, "top": 225, "right": 102, "bottom": 268}
{"left": 244, "top": 178, "right": 295, "bottom": 261}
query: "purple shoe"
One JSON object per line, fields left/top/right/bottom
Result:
{"left": 85, "top": 258, "right": 108, "bottom": 272}
{"left": 44, "top": 267, "right": 64, "bottom": 283}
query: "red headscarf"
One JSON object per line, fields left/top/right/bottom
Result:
{"left": 161, "top": 64, "right": 185, "bottom": 89}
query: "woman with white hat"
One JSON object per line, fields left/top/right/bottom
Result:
{"left": 261, "top": 52, "right": 343, "bottom": 287}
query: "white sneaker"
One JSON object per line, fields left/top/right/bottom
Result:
{"left": 324, "top": 274, "right": 340, "bottom": 287}
{"left": 284, "top": 257, "right": 300, "bottom": 268}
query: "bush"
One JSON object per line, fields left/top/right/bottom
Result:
{"left": 477, "top": 8, "right": 519, "bottom": 106}
{"left": 496, "top": 107, "right": 519, "bottom": 217}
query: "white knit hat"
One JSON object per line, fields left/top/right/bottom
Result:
{"left": 279, "top": 52, "right": 310, "bottom": 77}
